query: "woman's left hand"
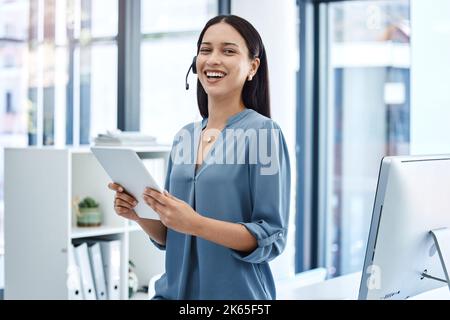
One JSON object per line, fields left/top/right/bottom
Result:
{"left": 142, "top": 188, "right": 201, "bottom": 235}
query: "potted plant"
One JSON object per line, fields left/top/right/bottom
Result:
{"left": 77, "top": 196, "right": 102, "bottom": 227}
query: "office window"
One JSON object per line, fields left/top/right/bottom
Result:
{"left": 15, "top": 0, "right": 118, "bottom": 147}
{"left": 322, "top": 0, "right": 410, "bottom": 277}
{"left": 89, "top": 43, "right": 117, "bottom": 141}
{"left": 0, "top": 0, "right": 118, "bottom": 258}
{"left": 0, "top": 0, "right": 30, "bottom": 257}
{"left": 68, "top": 0, "right": 118, "bottom": 145}
{"left": 26, "top": 0, "right": 62, "bottom": 146}
{"left": 140, "top": 0, "right": 217, "bottom": 144}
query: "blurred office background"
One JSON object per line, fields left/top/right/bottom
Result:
{"left": 1, "top": 0, "right": 450, "bottom": 298}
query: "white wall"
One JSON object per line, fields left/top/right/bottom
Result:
{"left": 0, "top": 254, "right": 3, "bottom": 291}
{"left": 232, "top": 0, "right": 298, "bottom": 281}
{"left": 410, "top": 0, "right": 450, "bottom": 154}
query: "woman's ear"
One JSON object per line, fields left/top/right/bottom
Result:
{"left": 251, "top": 57, "right": 260, "bottom": 77}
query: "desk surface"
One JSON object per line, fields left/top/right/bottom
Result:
{"left": 278, "top": 272, "right": 450, "bottom": 300}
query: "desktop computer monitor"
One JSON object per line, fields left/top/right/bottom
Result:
{"left": 358, "top": 154, "right": 450, "bottom": 300}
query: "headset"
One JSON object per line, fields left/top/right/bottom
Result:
{"left": 185, "top": 56, "right": 197, "bottom": 90}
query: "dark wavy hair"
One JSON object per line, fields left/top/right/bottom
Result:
{"left": 196, "top": 15, "right": 271, "bottom": 118}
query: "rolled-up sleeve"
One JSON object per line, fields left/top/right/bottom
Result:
{"left": 150, "top": 237, "right": 166, "bottom": 250}
{"left": 232, "top": 120, "right": 291, "bottom": 264}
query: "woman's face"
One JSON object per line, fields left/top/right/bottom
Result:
{"left": 197, "top": 22, "right": 259, "bottom": 100}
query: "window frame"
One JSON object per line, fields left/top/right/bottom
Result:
{"left": 117, "top": 0, "right": 229, "bottom": 132}
{"left": 296, "top": 0, "right": 411, "bottom": 275}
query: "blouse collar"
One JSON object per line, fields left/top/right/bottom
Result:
{"left": 201, "top": 108, "right": 252, "bottom": 129}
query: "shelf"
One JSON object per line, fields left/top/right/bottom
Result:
{"left": 6, "top": 145, "right": 172, "bottom": 154}
{"left": 71, "top": 225, "right": 126, "bottom": 239}
{"left": 5, "top": 147, "right": 167, "bottom": 299}
{"left": 130, "top": 292, "right": 149, "bottom": 300}
{"left": 70, "top": 145, "right": 172, "bottom": 154}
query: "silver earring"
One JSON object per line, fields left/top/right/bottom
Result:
{"left": 247, "top": 75, "right": 253, "bottom": 81}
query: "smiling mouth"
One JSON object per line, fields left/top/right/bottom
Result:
{"left": 205, "top": 71, "right": 227, "bottom": 79}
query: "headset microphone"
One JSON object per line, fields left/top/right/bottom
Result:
{"left": 185, "top": 56, "right": 197, "bottom": 90}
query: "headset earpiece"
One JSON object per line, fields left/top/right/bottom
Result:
{"left": 192, "top": 56, "right": 197, "bottom": 74}
{"left": 185, "top": 56, "right": 197, "bottom": 90}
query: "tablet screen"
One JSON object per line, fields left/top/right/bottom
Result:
{"left": 91, "top": 147, "right": 163, "bottom": 220}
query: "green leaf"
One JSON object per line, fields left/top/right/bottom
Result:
{"left": 79, "top": 196, "right": 98, "bottom": 208}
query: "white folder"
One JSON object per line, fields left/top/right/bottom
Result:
{"left": 100, "top": 240, "right": 121, "bottom": 300}
{"left": 74, "top": 243, "right": 97, "bottom": 300}
{"left": 88, "top": 243, "right": 108, "bottom": 300}
{"left": 67, "top": 244, "right": 84, "bottom": 300}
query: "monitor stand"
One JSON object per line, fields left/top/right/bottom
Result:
{"left": 420, "top": 228, "right": 450, "bottom": 292}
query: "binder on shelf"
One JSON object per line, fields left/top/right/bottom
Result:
{"left": 74, "top": 243, "right": 97, "bottom": 300}
{"left": 100, "top": 240, "right": 121, "bottom": 300}
{"left": 67, "top": 244, "right": 84, "bottom": 300}
{"left": 88, "top": 243, "right": 108, "bottom": 300}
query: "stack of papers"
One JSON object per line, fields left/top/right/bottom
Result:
{"left": 93, "top": 130, "right": 157, "bottom": 146}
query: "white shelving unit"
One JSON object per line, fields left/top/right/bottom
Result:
{"left": 4, "top": 146, "right": 170, "bottom": 299}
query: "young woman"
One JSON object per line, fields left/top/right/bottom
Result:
{"left": 109, "top": 15, "right": 291, "bottom": 300}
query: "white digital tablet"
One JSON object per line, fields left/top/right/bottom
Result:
{"left": 91, "top": 147, "right": 164, "bottom": 220}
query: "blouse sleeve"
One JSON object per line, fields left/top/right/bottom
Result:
{"left": 232, "top": 120, "right": 291, "bottom": 264}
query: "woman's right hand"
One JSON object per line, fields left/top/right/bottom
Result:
{"left": 108, "top": 182, "right": 140, "bottom": 221}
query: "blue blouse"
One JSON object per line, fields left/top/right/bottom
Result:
{"left": 152, "top": 108, "right": 291, "bottom": 300}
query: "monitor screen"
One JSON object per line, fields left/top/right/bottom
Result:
{"left": 359, "top": 155, "right": 450, "bottom": 300}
